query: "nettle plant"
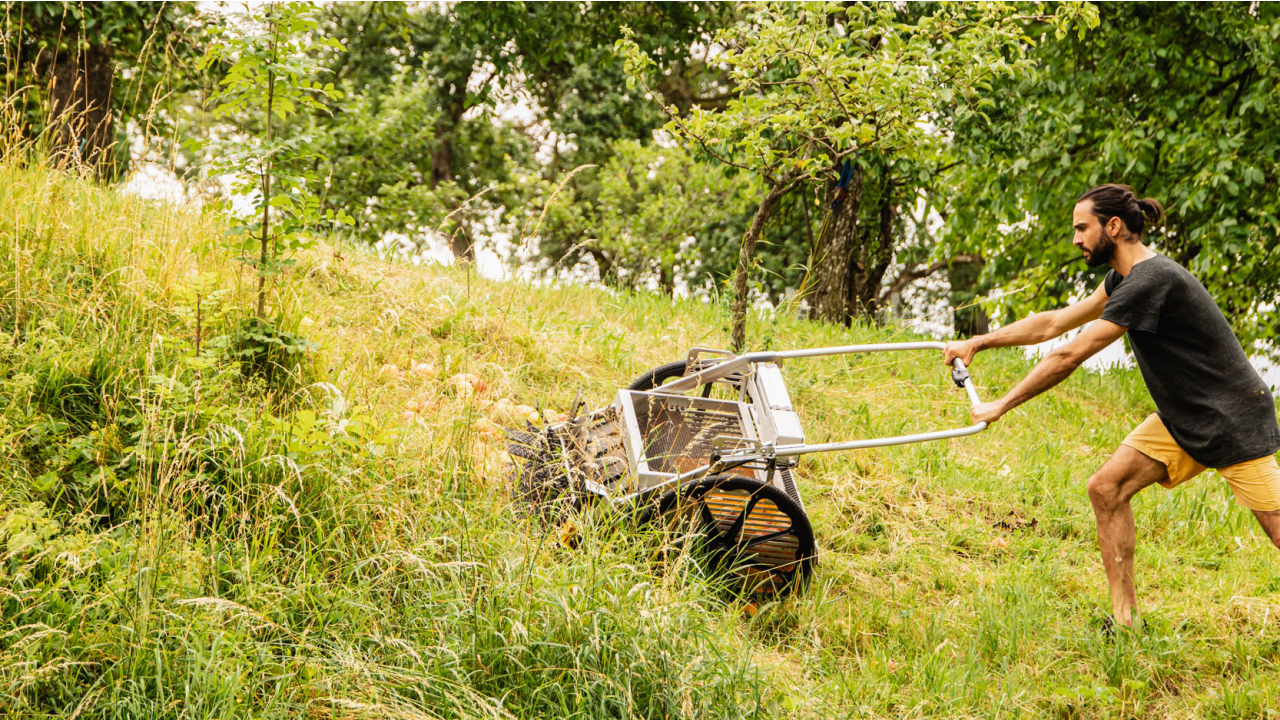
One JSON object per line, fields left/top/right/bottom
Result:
{"left": 198, "top": 1, "right": 350, "bottom": 378}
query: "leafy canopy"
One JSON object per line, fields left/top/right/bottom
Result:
{"left": 947, "top": 2, "right": 1280, "bottom": 352}
{"left": 620, "top": 2, "right": 1095, "bottom": 191}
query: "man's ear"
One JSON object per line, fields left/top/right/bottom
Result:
{"left": 1105, "top": 216, "right": 1124, "bottom": 239}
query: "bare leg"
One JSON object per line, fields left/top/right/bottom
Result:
{"left": 1085, "top": 445, "right": 1169, "bottom": 627}
{"left": 1251, "top": 509, "right": 1280, "bottom": 550}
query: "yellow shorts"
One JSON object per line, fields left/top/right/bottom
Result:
{"left": 1122, "top": 413, "right": 1280, "bottom": 511}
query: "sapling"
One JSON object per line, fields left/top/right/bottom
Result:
{"left": 197, "top": 1, "right": 351, "bottom": 319}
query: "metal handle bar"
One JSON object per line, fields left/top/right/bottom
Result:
{"left": 745, "top": 344, "right": 988, "bottom": 456}
{"left": 665, "top": 341, "right": 985, "bottom": 418}
{"left": 611, "top": 342, "right": 990, "bottom": 505}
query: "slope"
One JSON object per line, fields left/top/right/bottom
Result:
{"left": 1, "top": 162, "right": 1278, "bottom": 719}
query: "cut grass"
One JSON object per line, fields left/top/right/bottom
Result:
{"left": 2, "top": 161, "right": 1279, "bottom": 718}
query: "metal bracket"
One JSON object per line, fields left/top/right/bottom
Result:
{"left": 581, "top": 478, "right": 611, "bottom": 500}
{"left": 709, "top": 437, "right": 776, "bottom": 468}
{"left": 686, "top": 347, "right": 737, "bottom": 365}
{"left": 951, "top": 363, "right": 970, "bottom": 389}
{"left": 712, "top": 435, "right": 761, "bottom": 451}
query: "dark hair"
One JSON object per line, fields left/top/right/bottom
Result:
{"left": 1076, "top": 184, "right": 1165, "bottom": 237}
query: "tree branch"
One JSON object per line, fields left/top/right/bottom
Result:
{"left": 880, "top": 253, "right": 984, "bottom": 304}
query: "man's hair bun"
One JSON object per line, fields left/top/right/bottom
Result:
{"left": 1137, "top": 197, "right": 1165, "bottom": 227}
{"left": 1077, "top": 184, "right": 1165, "bottom": 236}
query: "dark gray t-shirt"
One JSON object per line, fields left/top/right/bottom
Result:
{"left": 1102, "top": 254, "right": 1280, "bottom": 467}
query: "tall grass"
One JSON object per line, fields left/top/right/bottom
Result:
{"left": 2, "top": 160, "right": 1279, "bottom": 719}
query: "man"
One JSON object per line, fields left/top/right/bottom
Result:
{"left": 943, "top": 183, "right": 1280, "bottom": 628}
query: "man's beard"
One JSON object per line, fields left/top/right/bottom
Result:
{"left": 1085, "top": 233, "right": 1116, "bottom": 267}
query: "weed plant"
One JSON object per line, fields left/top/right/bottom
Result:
{"left": 2, "top": 160, "right": 1279, "bottom": 718}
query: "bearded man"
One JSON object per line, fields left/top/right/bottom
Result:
{"left": 943, "top": 183, "right": 1280, "bottom": 628}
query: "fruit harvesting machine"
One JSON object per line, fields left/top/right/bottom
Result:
{"left": 505, "top": 342, "right": 987, "bottom": 596}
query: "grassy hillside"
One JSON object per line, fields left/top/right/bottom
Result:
{"left": 2, "top": 162, "right": 1278, "bottom": 719}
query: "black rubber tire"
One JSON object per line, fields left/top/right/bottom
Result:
{"left": 650, "top": 474, "right": 816, "bottom": 597}
{"left": 626, "top": 360, "right": 690, "bottom": 392}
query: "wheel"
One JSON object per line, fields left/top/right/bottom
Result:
{"left": 650, "top": 474, "right": 816, "bottom": 597}
{"left": 626, "top": 360, "right": 691, "bottom": 392}
{"left": 628, "top": 359, "right": 729, "bottom": 398}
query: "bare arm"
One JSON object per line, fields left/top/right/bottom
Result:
{"left": 969, "top": 318, "right": 1128, "bottom": 424}
{"left": 943, "top": 282, "right": 1110, "bottom": 366}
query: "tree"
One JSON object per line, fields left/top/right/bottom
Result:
{"left": 199, "top": 1, "right": 347, "bottom": 319}
{"left": 620, "top": 2, "right": 1093, "bottom": 351}
{"left": 578, "top": 138, "right": 761, "bottom": 293}
{"left": 295, "top": 2, "right": 733, "bottom": 262}
{"left": 947, "top": 2, "right": 1280, "bottom": 353}
{"left": 501, "top": 2, "right": 739, "bottom": 276}
{"left": 1, "top": 1, "right": 200, "bottom": 177}
{"left": 295, "top": 2, "right": 530, "bottom": 256}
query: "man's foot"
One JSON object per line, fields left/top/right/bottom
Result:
{"left": 1092, "top": 613, "right": 1142, "bottom": 638}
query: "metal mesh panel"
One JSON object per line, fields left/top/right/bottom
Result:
{"left": 631, "top": 394, "right": 755, "bottom": 477}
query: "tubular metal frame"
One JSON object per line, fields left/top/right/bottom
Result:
{"left": 608, "top": 341, "right": 987, "bottom": 505}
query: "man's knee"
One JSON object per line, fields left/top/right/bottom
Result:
{"left": 1251, "top": 510, "right": 1280, "bottom": 550}
{"left": 1086, "top": 472, "right": 1125, "bottom": 510}
{"left": 1088, "top": 447, "right": 1167, "bottom": 511}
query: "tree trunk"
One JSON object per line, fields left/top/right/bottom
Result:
{"left": 431, "top": 71, "right": 473, "bottom": 260}
{"left": 730, "top": 184, "right": 788, "bottom": 352}
{"left": 658, "top": 261, "right": 675, "bottom": 297}
{"left": 257, "top": 47, "right": 276, "bottom": 319}
{"left": 808, "top": 166, "right": 863, "bottom": 323}
{"left": 449, "top": 223, "right": 474, "bottom": 260}
{"left": 44, "top": 42, "right": 115, "bottom": 176}
{"left": 429, "top": 76, "right": 464, "bottom": 189}
{"left": 846, "top": 186, "right": 896, "bottom": 318}
{"left": 430, "top": 140, "right": 453, "bottom": 189}
{"left": 810, "top": 171, "right": 898, "bottom": 325}
{"left": 948, "top": 260, "right": 989, "bottom": 337}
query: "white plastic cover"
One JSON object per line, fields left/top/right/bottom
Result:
{"left": 756, "top": 363, "right": 805, "bottom": 445}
